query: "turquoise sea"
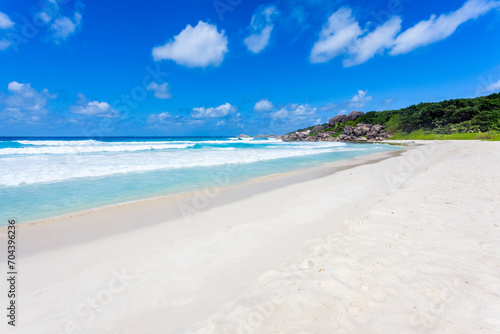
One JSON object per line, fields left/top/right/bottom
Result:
{"left": 0, "top": 137, "right": 401, "bottom": 225}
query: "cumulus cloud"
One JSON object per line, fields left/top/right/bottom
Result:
{"left": 271, "top": 104, "right": 317, "bottom": 119}
{"left": 349, "top": 90, "right": 373, "bottom": 108}
{"left": 50, "top": 11, "right": 82, "bottom": 41}
{"left": 484, "top": 79, "right": 500, "bottom": 92}
{"left": 70, "top": 99, "right": 119, "bottom": 118}
{"left": 28, "top": 0, "right": 84, "bottom": 43}
{"left": 391, "top": 0, "right": 500, "bottom": 55}
{"left": 319, "top": 103, "right": 338, "bottom": 112}
{"left": 344, "top": 16, "right": 402, "bottom": 67}
{"left": 244, "top": 4, "right": 279, "bottom": 54}
{"left": 191, "top": 102, "right": 237, "bottom": 118}
{"left": 309, "top": 8, "right": 362, "bottom": 63}
{"left": 0, "top": 12, "right": 14, "bottom": 29}
{"left": 37, "top": 11, "right": 52, "bottom": 24}
{"left": 152, "top": 21, "right": 228, "bottom": 68}
{"left": 311, "top": 1, "right": 499, "bottom": 66}
{"left": 147, "top": 82, "right": 171, "bottom": 99}
{"left": 310, "top": 8, "right": 402, "bottom": 66}
{"left": 147, "top": 112, "right": 174, "bottom": 123}
{"left": 383, "top": 98, "right": 396, "bottom": 106}
{"left": 254, "top": 99, "right": 274, "bottom": 112}
{"left": 0, "top": 81, "right": 57, "bottom": 122}
{"left": 0, "top": 38, "right": 11, "bottom": 50}
{"left": 0, "top": 12, "right": 14, "bottom": 50}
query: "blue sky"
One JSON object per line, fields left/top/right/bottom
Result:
{"left": 1, "top": 0, "right": 500, "bottom": 136}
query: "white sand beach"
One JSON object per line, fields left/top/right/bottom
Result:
{"left": 1, "top": 140, "right": 499, "bottom": 334}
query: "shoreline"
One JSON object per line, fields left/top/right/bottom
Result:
{"left": 9, "top": 143, "right": 405, "bottom": 228}
{"left": 3, "top": 145, "right": 407, "bottom": 258}
{"left": 2, "top": 142, "right": 404, "bottom": 228}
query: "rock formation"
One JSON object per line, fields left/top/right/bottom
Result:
{"left": 346, "top": 111, "right": 365, "bottom": 121}
{"left": 328, "top": 114, "right": 347, "bottom": 126}
{"left": 280, "top": 122, "right": 389, "bottom": 142}
{"left": 328, "top": 111, "right": 365, "bottom": 127}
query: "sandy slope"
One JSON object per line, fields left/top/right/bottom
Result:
{"left": 1, "top": 141, "right": 499, "bottom": 334}
{"left": 191, "top": 141, "right": 500, "bottom": 333}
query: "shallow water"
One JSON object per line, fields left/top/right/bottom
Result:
{"left": 0, "top": 137, "right": 401, "bottom": 224}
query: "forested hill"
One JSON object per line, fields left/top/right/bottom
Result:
{"left": 289, "top": 93, "right": 500, "bottom": 140}
{"left": 357, "top": 93, "right": 500, "bottom": 134}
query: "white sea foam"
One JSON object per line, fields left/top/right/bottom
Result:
{"left": 0, "top": 143, "right": 195, "bottom": 155}
{"left": 15, "top": 140, "right": 102, "bottom": 146}
{"left": 0, "top": 144, "right": 348, "bottom": 186}
{"left": 0, "top": 138, "right": 399, "bottom": 224}
{"left": 0, "top": 139, "right": 357, "bottom": 187}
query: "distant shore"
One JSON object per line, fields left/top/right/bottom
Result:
{"left": 1, "top": 140, "right": 499, "bottom": 333}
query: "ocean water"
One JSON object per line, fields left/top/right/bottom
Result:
{"left": 0, "top": 137, "right": 401, "bottom": 225}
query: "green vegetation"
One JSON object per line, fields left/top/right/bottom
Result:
{"left": 331, "top": 131, "right": 341, "bottom": 138}
{"left": 354, "top": 93, "right": 500, "bottom": 138}
{"left": 390, "top": 130, "right": 500, "bottom": 141}
{"left": 288, "top": 93, "right": 500, "bottom": 141}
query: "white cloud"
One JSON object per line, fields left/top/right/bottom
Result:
{"left": 290, "top": 104, "right": 317, "bottom": 115}
{"left": 50, "top": 11, "right": 82, "bottom": 41}
{"left": 191, "top": 102, "right": 237, "bottom": 118}
{"left": 271, "top": 104, "right": 317, "bottom": 119}
{"left": 38, "top": 11, "right": 52, "bottom": 24}
{"left": 383, "top": 98, "right": 396, "bottom": 106}
{"left": 391, "top": 0, "right": 500, "bottom": 55}
{"left": 148, "top": 112, "right": 173, "bottom": 123}
{"left": 319, "top": 103, "right": 338, "bottom": 112}
{"left": 0, "top": 12, "right": 14, "bottom": 29}
{"left": 75, "top": 92, "right": 87, "bottom": 104}
{"left": 0, "top": 38, "right": 11, "bottom": 50}
{"left": 35, "top": 0, "right": 60, "bottom": 23}
{"left": 309, "top": 8, "right": 362, "bottom": 63}
{"left": 70, "top": 100, "right": 119, "bottom": 118}
{"left": 310, "top": 1, "right": 500, "bottom": 66}
{"left": 147, "top": 82, "right": 171, "bottom": 99}
{"left": 244, "top": 4, "right": 279, "bottom": 54}
{"left": 0, "top": 81, "right": 57, "bottom": 121}
{"left": 349, "top": 90, "right": 373, "bottom": 108}
{"left": 310, "top": 8, "right": 402, "bottom": 66}
{"left": 32, "top": 1, "right": 83, "bottom": 42}
{"left": 254, "top": 98, "right": 274, "bottom": 112}
{"left": 0, "top": 12, "right": 14, "bottom": 51}
{"left": 344, "top": 16, "right": 402, "bottom": 67}
{"left": 152, "top": 21, "right": 228, "bottom": 68}
{"left": 485, "top": 79, "right": 500, "bottom": 92}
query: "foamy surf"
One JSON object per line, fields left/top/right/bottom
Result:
{"left": 0, "top": 137, "right": 400, "bottom": 222}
